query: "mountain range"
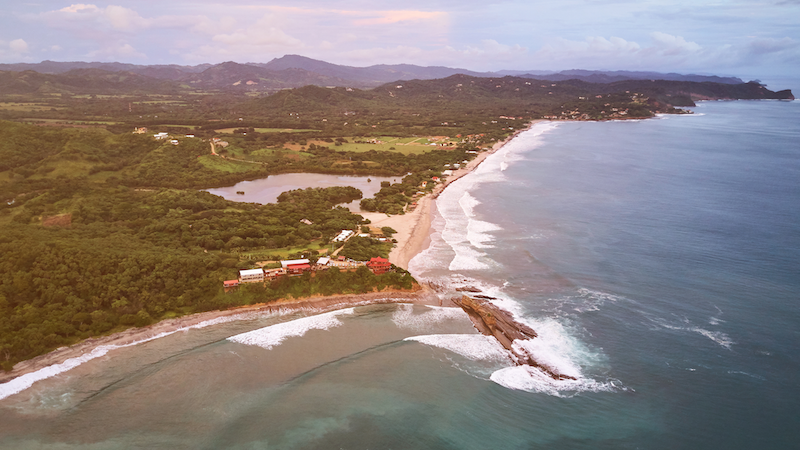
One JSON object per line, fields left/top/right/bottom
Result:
{"left": 0, "top": 54, "right": 746, "bottom": 93}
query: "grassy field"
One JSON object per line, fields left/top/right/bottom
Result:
{"left": 299, "top": 136, "right": 462, "bottom": 155}
{"left": 0, "top": 102, "right": 64, "bottom": 112}
{"left": 133, "top": 100, "right": 188, "bottom": 105}
{"left": 197, "top": 155, "right": 261, "bottom": 173}
{"left": 19, "top": 118, "right": 121, "bottom": 126}
{"left": 214, "top": 127, "right": 320, "bottom": 134}
{"left": 150, "top": 124, "right": 199, "bottom": 130}
{"left": 238, "top": 242, "right": 331, "bottom": 261}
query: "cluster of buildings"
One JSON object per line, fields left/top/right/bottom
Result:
{"left": 223, "top": 256, "right": 392, "bottom": 290}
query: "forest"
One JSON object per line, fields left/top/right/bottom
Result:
{"left": 0, "top": 184, "right": 418, "bottom": 371}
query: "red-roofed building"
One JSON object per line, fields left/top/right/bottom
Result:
{"left": 281, "top": 259, "right": 312, "bottom": 275}
{"left": 223, "top": 279, "right": 240, "bottom": 292}
{"left": 286, "top": 263, "right": 311, "bottom": 275}
{"left": 367, "top": 257, "right": 391, "bottom": 275}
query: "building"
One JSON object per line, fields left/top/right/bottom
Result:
{"left": 316, "top": 257, "right": 331, "bottom": 267}
{"left": 281, "top": 259, "right": 312, "bottom": 275}
{"left": 154, "top": 132, "right": 169, "bottom": 140}
{"left": 223, "top": 280, "right": 239, "bottom": 288}
{"left": 367, "top": 257, "right": 391, "bottom": 275}
{"left": 239, "top": 268, "right": 264, "bottom": 283}
{"left": 333, "top": 230, "right": 354, "bottom": 242}
{"left": 264, "top": 268, "right": 286, "bottom": 279}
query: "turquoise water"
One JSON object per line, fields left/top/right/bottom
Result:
{"left": 2, "top": 100, "right": 798, "bottom": 448}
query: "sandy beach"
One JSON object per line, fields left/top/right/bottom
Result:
{"left": 0, "top": 123, "right": 535, "bottom": 388}
{"left": 364, "top": 121, "right": 539, "bottom": 270}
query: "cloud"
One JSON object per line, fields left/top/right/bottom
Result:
{"left": 86, "top": 42, "right": 146, "bottom": 60}
{"left": 0, "top": 38, "right": 32, "bottom": 61}
{"left": 9, "top": 39, "right": 29, "bottom": 53}
{"left": 334, "top": 39, "right": 527, "bottom": 69}
{"left": 104, "top": 5, "right": 148, "bottom": 31}
{"left": 351, "top": 10, "right": 446, "bottom": 25}
{"left": 59, "top": 4, "right": 100, "bottom": 14}
{"left": 740, "top": 36, "right": 798, "bottom": 56}
{"left": 649, "top": 31, "right": 701, "bottom": 56}
{"left": 531, "top": 32, "right": 800, "bottom": 72}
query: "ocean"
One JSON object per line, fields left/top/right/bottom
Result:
{"left": 1, "top": 100, "right": 798, "bottom": 449}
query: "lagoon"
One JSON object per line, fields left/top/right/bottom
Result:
{"left": 205, "top": 173, "right": 398, "bottom": 211}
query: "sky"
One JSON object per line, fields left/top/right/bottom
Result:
{"left": 1, "top": 1, "right": 798, "bottom": 80}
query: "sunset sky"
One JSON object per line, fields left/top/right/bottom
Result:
{"left": 1, "top": 1, "right": 798, "bottom": 79}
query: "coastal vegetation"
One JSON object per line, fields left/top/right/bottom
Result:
{"left": 0, "top": 184, "right": 414, "bottom": 371}
{"left": 0, "top": 62, "right": 793, "bottom": 372}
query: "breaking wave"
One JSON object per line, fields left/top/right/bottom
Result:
{"left": 0, "top": 313, "right": 277, "bottom": 401}
{"left": 405, "top": 334, "right": 510, "bottom": 363}
{"left": 228, "top": 309, "right": 354, "bottom": 350}
{"left": 391, "top": 304, "right": 467, "bottom": 332}
{"left": 654, "top": 318, "right": 735, "bottom": 350}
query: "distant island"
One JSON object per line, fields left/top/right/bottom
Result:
{"left": 0, "top": 55, "right": 793, "bottom": 375}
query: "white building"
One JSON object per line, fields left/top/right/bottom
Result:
{"left": 333, "top": 230, "right": 354, "bottom": 242}
{"left": 239, "top": 268, "right": 264, "bottom": 283}
{"left": 280, "top": 259, "right": 310, "bottom": 269}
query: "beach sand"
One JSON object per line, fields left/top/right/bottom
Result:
{"left": 0, "top": 123, "right": 536, "bottom": 387}
{"left": 367, "top": 121, "right": 539, "bottom": 269}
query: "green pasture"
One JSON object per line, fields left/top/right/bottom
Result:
{"left": 330, "top": 136, "right": 459, "bottom": 155}
{"left": 0, "top": 102, "right": 64, "bottom": 112}
{"left": 238, "top": 242, "right": 329, "bottom": 260}
{"left": 214, "top": 127, "right": 320, "bottom": 134}
{"left": 133, "top": 100, "right": 188, "bottom": 105}
{"left": 250, "top": 148, "right": 314, "bottom": 159}
{"left": 150, "top": 124, "right": 199, "bottom": 130}
{"left": 197, "top": 155, "right": 260, "bottom": 173}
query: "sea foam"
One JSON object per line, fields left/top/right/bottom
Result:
{"left": 227, "top": 309, "right": 354, "bottom": 350}
{"left": 489, "top": 365, "right": 622, "bottom": 397}
{"left": 391, "top": 304, "right": 467, "bottom": 332}
{"left": 404, "top": 334, "right": 511, "bottom": 363}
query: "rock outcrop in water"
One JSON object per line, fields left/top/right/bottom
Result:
{"left": 453, "top": 295, "right": 577, "bottom": 381}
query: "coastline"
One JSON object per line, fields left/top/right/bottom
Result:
{"left": 364, "top": 121, "right": 541, "bottom": 270}
{"left": 0, "top": 287, "right": 441, "bottom": 387}
{"left": 0, "top": 123, "right": 537, "bottom": 391}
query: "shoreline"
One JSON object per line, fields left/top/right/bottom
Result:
{"left": 0, "top": 123, "right": 538, "bottom": 390}
{"left": 0, "top": 287, "right": 442, "bottom": 387}
{"left": 364, "top": 121, "right": 541, "bottom": 270}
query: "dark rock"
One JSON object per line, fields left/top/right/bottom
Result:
{"left": 453, "top": 295, "right": 577, "bottom": 381}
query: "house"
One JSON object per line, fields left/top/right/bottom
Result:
{"left": 134, "top": 127, "right": 148, "bottom": 134}
{"left": 239, "top": 269, "right": 264, "bottom": 283}
{"left": 333, "top": 230, "right": 354, "bottom": 242}
{"left": 264, "top": 268, "right": 286, "bottom": 279}
{"left": 281, "top": 259, "right": 311, "bottom": 275}
{"left": 316, "top": 257, "right": 331, "bottom": 267}
{"left": 223, "top": 280, "right": 239, "bottom": 288}
{"left": 300, "top": 219, "right": 313, "bottom": 225}
{"left": 367, "top": 257, "right": 391, "bottom": 275}
{"left": 154, "top": 132, "right": 169, "bottom": 140}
